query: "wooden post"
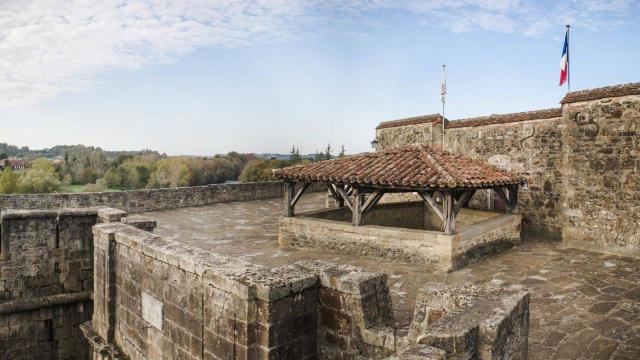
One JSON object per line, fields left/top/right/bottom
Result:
{"left": 284, "top": 181, "right": 295, "bottom": 216}
{"left": 352, "top": 186, "right": 364, "bottom": 226}
{"left": 508, "top": 185, "right": 519, "bottom": 214}
{"left": 442, "top": 190, "right": 456, "bottom": 235}
{"left": 494, "top": 187, "right": 511, "bottom": 214}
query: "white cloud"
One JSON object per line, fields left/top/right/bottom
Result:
{"left": 0, "top": 0, "right": 636, "bottom": 107}
{"left": 0, "top": 0, "right": 309, "bottom": 106}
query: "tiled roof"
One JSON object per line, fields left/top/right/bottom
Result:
{"left": 274, "top": 145, "right": 525, "bottom": 189}
{"left": 376, "top": 114, "right": 444, "bottom": 130}
{"left": 447, "top": 108, "right": 562, "bottom": 129}
{"left": 561, "top": 82, "right": 640, "bottom": 104}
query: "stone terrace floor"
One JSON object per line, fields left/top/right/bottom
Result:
{"left": 142, "top": 193, "right": 640, "bottom": 360}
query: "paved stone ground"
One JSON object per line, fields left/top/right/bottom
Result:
{"left": 144, "top": 193, "right": 640, "bottom": 360}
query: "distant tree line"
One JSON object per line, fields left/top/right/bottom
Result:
{"left": 238, "top": 143, "right": 346, "bottom": 182}
{"left": 0, "top": 143, "right": 347, "bottom": 194}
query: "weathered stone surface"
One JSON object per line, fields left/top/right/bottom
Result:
{"left": 120, "top": 216, "right": 157, "bottom": 232}
{"left": 385, "top": 344, "right": 447, "bottom": 360}
{"left": 409, "top": 283, "right": 529, "bottom": 360}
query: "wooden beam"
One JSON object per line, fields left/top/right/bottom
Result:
{"left": 352, "top": 187, "right": 365, "bottom": 226}
{"left": 284, "top": 181, "right": 295, "bottom": 217}
{"left": 442, "top": 190, "right": 456, "bottom": 235}
{"left": 419, "top": 191, "right": 443, "bottom": 221}
{"left": 326, "top": 184, "right": 344, "bottom": 208}
{"left": 494, "top": 187, "right": 512, "bottom": 214}
{"left": 334, "top": 185, "right": 354, "bottom": 212}
{"left": 362, "top": 189, "right": 384, "bottom": 215}
{"left": 291, "top": 182, "right": 310, "bottom": 207}
{"left": 453, "top": 190, "right": 473, "bottom": 217}
{"left": 462, "top": 190, "right": 476, "bottom": 208}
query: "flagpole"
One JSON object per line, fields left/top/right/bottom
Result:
{"left": 441, "top": 64, "right": 446, "bottom": 149}
{"left": 566, "top": 25, "right": 570, "bottom": 93}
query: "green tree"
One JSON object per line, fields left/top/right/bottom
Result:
{"left": 17, "top": 168, "right": 61, "bottom": 193}
{"left": 338, "top": 145, "right": 346, "bottom": 157}
{"left": 289, "top": 145, "right": 302, "bottom": 163}
{"left": 324, "top": 143, "right": 333, "bottom": 160}
{"left": 0, "top": 168, "right": 18, "bottom": 194}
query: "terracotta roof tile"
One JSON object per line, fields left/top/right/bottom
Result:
{"left": 560, "top": 82, "right": 640, "bottom": 104}
{"left": 447, "top": 108, "right": 561, "bottom": 129}
{"left": 376, "top": 114, "right": 444, "bottom": 130}
{"left": 274, "top": 145, "right": 525, "bottom": 189}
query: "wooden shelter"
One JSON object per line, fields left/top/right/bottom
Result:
{"left": 274, "top": 145, "right": 526, "bottom": 235}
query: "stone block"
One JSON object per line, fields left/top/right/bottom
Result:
{"left": 385, "top": 344, "right": 447, "bottom": 360}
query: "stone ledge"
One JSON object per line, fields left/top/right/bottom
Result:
{"left": 0, "top": 209, "right": 58, "bottom": 219}
{"left": 385, "top": 344, "right": 447, "bottom": 360}
{"left": 0, "top": 290, "right": 91, "bottom": 314}
{"left": 120, "top": 216, "right": 157, "bottom": 232}
{"left": 80, "top": 322, "right": 129, "bottom": 360}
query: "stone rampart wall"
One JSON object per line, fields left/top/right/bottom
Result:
{"left": 0, "top": 181, "right": 286, "bottom": 213}
{"left": 375, "top": 92, "right": 640, "bottom": 256}
{"left": 445, "top": 117, "right": 564, "bottom": 239}
{"left": 87, "top": 222, "right": 399, "bottom": 359}
{"left": 561, "top": 95, "right": 640, "bottom": 256}
{"left": 0, "top": 208, "right": 107, "bottom": 360}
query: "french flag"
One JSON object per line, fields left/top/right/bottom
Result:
{"left": 559, "top": 29, "right": 569, "bottom": 86}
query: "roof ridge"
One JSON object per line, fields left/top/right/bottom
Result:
{"left": 416, "top": 146, "right": 455, "bottom": 187}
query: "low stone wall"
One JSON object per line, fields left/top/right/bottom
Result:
{"left": 309, "top": 201, "right": 427, "bottom": 230}
{"left": 0, "top": 181, "right": 286, "bottom": 213}
{"left": 279, "top": 210, "right": 521, "bottom": 271}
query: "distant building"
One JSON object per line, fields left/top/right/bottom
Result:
{"left": 52, "top": 156, "right": 65, "bottom": 165}
{"left": 0, "top": 157, "right": 26, "bottom": 170}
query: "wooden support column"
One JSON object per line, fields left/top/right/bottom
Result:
{"left": 352, "top": 186, "right": 365, "bottom": 226}
{"left": 494, "top": 187, "right": 512, "bottom": 214}
{"left": 284, "top": 181, "right": 295, "bottom": 217}
{"left": 442, "top": 190, "right": 456, "bottom": 235}
{"left": 508, "top": 185, "right": 519, "bottom": 214}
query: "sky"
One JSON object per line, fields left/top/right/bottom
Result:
{"left": 1, "top": 1, "right": 639, "bottom": 156}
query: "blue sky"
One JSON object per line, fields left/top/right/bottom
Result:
{"left": 1, "top": 1, "right": 639, "bottom": 155}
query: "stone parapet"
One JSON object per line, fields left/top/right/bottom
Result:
{"left": 0, "top": 181, "right": 288, "bottom": 214}
{"left": 409, "top": 283, "right": 530, "bottom": 360}
{"left": 88, "top": 222, "right": 403, "bottom": 359}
